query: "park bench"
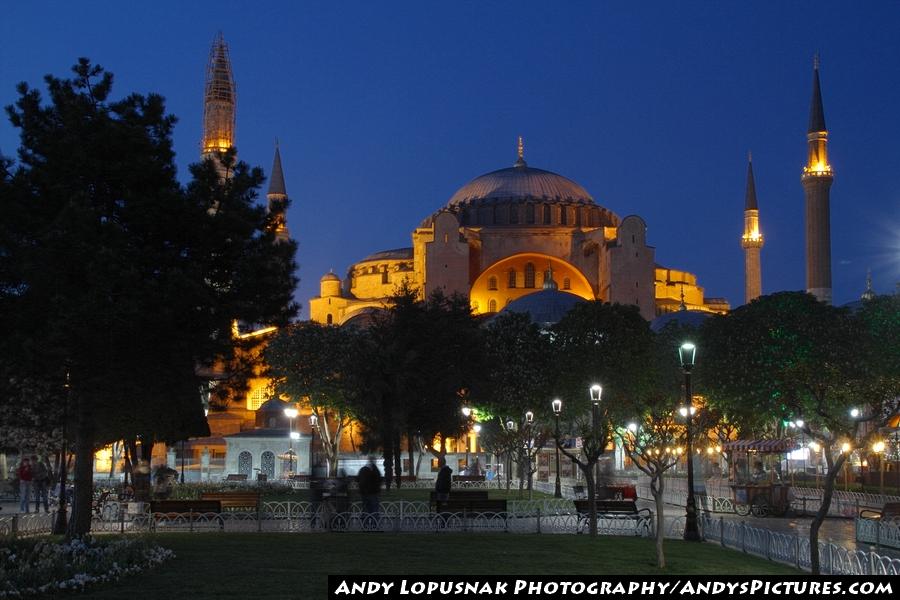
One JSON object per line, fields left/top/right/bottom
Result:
{"left": 429, "top": 489, "right": 489, "bottom": 509}
{"left": 573, "top": 499, "right": 652, "bottom": 536}
{"left": 200, "top": 491, "right": 261, "bottom": 512}
{"left": 148, "top": 500, "right": 222, "bottom": 524}
{"left": 860, "top": 502, "right": 900, "bottom": 522}
{"left": 452, "top": 475, "right": 486, "bottom": 483}
{"left": 224, "top": 474, "right": 248, "bottom": 482}
{"left": 437, "top": 498, "right": 508, "bottom": 517}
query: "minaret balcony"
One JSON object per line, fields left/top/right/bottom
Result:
{"left": 741, "top": 234, "right": 764, "bottom": 248}
{"left": 802, "top": 165, "right": 833, "bottom": 180}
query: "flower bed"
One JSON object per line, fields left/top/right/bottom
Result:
{"left": 0, "top": 536, "right": 173, "bottom": 597}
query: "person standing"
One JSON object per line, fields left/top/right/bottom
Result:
{"left": 17, "top": 458, "right": 32, "bottom": 513}
{"left": 31, "top": 455, "right": 50, "bottom": 513}
{"left": 435, "top": 458, "right": 452, "bottom": 503}
{"left": 357, "top": 457, "right": 383, "bottom": 516}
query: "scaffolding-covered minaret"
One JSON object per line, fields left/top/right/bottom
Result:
{"left": 201, "top": 32, "right": 236, "bottom": 160}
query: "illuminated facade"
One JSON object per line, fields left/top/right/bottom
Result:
{"left": 802, "top": 56, "right": 834, "bottom": 304}
{"left": 310, "top": 139, "right": 727, "bottom": 325}
{"left": 741, "top": 154, "right": 764, "bottom": 304}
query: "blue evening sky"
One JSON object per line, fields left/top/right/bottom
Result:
{"left": 2, "top": 2, "right": 899, "bottom": 316}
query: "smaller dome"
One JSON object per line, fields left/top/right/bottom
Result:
{"left": 321, "top": 272, "right": 340, "bottom": 282}
{"left": 650, "top": 310, "right": 711, "bottom": 333}
{"left": 501, "top": 289, "right": 585, "bottom": 326}
{"left": 257, "top": 398, "right": 289, "bottom": 413}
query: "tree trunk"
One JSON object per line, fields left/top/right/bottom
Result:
{"left": 651, "top": 473, "right": 666, "bottom": 568}
{"left": 407, "top": 432, "right": 415, "bottom": 481}
{"left": 585, "top": 465, "right": 597, "bottom": 537}
{"left": 67, "top": 405, "right": 94, "bottom": 539}
{"left": 392, "top": 433, "right": 402, "bottom": 489}
{"left": 810, "top": 450, "right": 843, "bottom": 574}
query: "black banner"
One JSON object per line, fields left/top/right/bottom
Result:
{"left": 328, "top": 575, "right": 894, "bottom": 599}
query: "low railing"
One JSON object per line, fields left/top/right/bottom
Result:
{"left": 856, "top": 517, "right": 900, "bottom": 550}
{"left": 666, "top": 515, "right": 900, "bottom": 575}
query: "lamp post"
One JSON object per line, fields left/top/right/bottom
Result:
{"left": 180, "top": 439, "right": 186, "bottom": 484}
{"left": 873, "top": 441, "right": 886, "bottom": 496}
{"left": 551, "top": 398, "right": 562, "bottom": 498}
{"left": 53, "top": 369, "right": 71, "bottom": 535}
{"left": 284, "top": 407, "right": 298, "bottom": 476}
{"left": 678, "top": 341, "right": 701, "bottom": 542}
{"left": 505, "top": 419, "right": 515, "bottom": 487}
{"left": 461, "top": 406, "right": 473, "bottom": 472}
{"left": 309, "top": 413, "right": 318, "bottom": 476}
{"left": 524, "top": 410, "right": 534, "bottom": 492}
{"left": 589, "top": 384, "right": 602, "bottom": 489}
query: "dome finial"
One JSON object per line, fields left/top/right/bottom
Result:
{"left": 514, "top": 136, "right": 527, "bottom": 168}
{"left": 542, "top": 262, "right": 558, "bottom": 290}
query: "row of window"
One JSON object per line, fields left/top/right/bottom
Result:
{"left": 461, "top": 203, "right": 595, "bottom": 227}
{"left": 486, "top": 264, "right": 571, "bottom": 291}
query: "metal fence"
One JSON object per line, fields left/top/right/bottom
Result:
{"left": 665, "top": 515, "right": 900, "bottom": 576}
{"left": 856, "top": 518, "right": 900, "bottom": 551}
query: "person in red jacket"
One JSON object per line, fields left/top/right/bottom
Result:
{"left": 17, "top": 458, "right": 32, "bottom": 513}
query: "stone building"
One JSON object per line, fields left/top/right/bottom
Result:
{"left": 310, "top": 138, "right": 726, "bottom": 325}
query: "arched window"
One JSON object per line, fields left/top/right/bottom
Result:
{"left": 524, "top": 263, "right": 536, "bottom": 288}
{"left": 526, "top": 203, "right": 535, "bottom": 224}
{"left": 326, "top": 313, "right": 333, "bottom": 325}
{"left": 488, "top": 299, "right": 497, "bottom": 313}
{"left": 488, "top": 276, "right": 498, "bottom": 291}
{"left": 238, "top": 451, "right": 253, "bottom": 476}
{"left": 509, "top": 205, "right": 519, "bottom": 224}
{"left": 560, "top": 207, "right": 568, "bottom": 225}
{"left": 507, "top": 269, "right": 516, "bottom": 288}
{"left": 563, "top": 277, "right": 571, "bottom": 290}
{"left": 261, "top": 451, "right": 275, "bottom": 479}
{"left": 543, "top": 205, "right": 552, "bottom": 225}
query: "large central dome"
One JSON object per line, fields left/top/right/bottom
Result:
{"left": 446, "top": 160, "right": 594, "bottom": 209}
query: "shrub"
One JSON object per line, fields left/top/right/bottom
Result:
{"left": 0, "top": 536, "right": 173, "bottom": 597}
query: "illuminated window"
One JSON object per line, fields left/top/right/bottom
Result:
{"left": 507, "top": 269, "right": 516, "bottom": 288}
{"left": 261, "top": 451, "right": 275, "bottom": 479}
{"left": 248, "top": 387, "right": 267, "bottom": 411}
{"left": 381, "top": 268, "right": 389, "bottom": 284}
{"left": 488, "top": 299, "right": 497, "bottom": 313}
{"left": 563, "top": 278, "right": 571, "bottom": 290}
{"left": 524, "top": 263, "right": 535, "bottom": 288}
{"left": 488, "top": 276, "right": 498, "bottom": 290}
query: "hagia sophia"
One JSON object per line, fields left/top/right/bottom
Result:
{"left": 97, "top": 34, "right": 838, "bottom": 481}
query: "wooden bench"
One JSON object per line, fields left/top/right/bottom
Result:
{"left": 860, "top": 502, "right": 900, "bottom": 522}
{"left": 430, "top": 490, "right": 489, "bottom": 510}
{"left": 225, "top": 474, "right": 248, "bottom": 482}
{"left": 453, "top": 475, "right": 486, "bottom": 483}
{"left": 437, "top": 498, "right": 508, "bottom": 516}
{"left": 200, "top": 491, "right": 261, "bottom": 512}
{"left": 149, "top": 500, "right": 222, "bottom": 520}
{"left": 573, "top": 499, "right": 652, "bottom": 536}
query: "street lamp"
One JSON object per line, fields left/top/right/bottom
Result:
{"left": 551, "top": 398, "right": 562, "bottom": 498}
{"left": 678, "top": 341, "right": 701, "bottom": 542}
{"left": 873, "top": 440, "right": 886, "bottom": 496}
{"left": 589, "top": 384, "right": 602, "bottom": 489}
{"left": 524, "top": 411, "right": 535, "bottom": 492}
{"left": 309, "top": 413, "right": 318, "bottom": 476}
{"left": 284, "top": 407, "right": 298, "bottom": 477}
{"left": 505, "top": 418, "right": 515, "bottom": 486}
{"left": 53, "top": 369, "right": 72, "bottom": 535}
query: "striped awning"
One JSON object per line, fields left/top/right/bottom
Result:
{"left": 723, "top": 439, "right": 798, "bottom": 453}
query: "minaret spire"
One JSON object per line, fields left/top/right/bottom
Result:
{"left": 801, "top": 54, "right": 834, "bottom": 304}
{"left": 861, "top": 269, "right": 876, "bottom": 301}
{"left": 201, "top": 32, "right": 236, "bottom": 159}
{"left": 267, "top": 141, "right": 290, "bottom": 242}
{"left": 741, "top": 152, "right": 764, "bottom": 303}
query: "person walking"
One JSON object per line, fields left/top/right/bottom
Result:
{"left": 357, "top": 457, "right": 383, "bottom": 528}
{"left": 31, "top": 455, "right": 50, "bottom": 513}
{"left": 435, "top": 458, "right": 452, "bottom": 503}
{"left": 17, "top": 458, "right": 32, "bottom": 513}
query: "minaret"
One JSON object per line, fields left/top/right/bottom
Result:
{"left": 860, "top": 269, "right": 876, "bottom": 301}
{"left": 741, "top": 152, "right": 764, "bottom": 303}
{"left": 267, "top": 141, "right": 291, "bottom": 242}
{"left": 801, "top": 55, "right": 834, "bottom": 304}
{"left": 201, "top": 32, "right": 236, "bottom": 161}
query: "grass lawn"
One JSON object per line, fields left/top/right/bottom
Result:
{"left": 77, "top": 534, "right": 798, "bottom": 600}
